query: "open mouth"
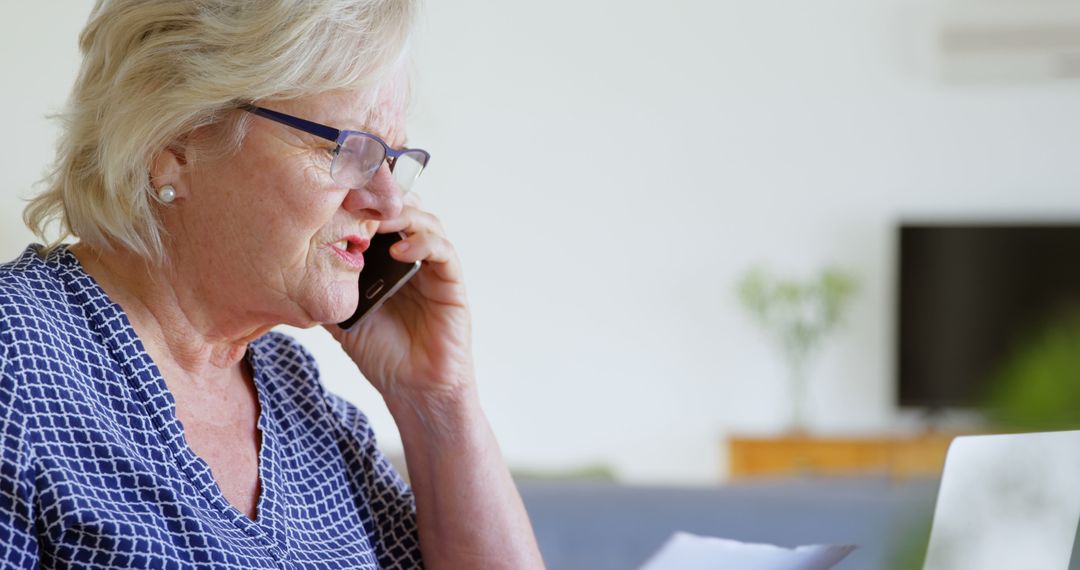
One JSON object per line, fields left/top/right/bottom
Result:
{"left": 329, "top": 236, "right": 370, "bottom": 269}
{"left": 331, "top": 235, "right": 371, "bottom": 253}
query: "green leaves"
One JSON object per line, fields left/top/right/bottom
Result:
{"left": 736, "top": 266, "right": 858, "bottom": 366}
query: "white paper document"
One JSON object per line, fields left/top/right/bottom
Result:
{"left": 638, "top": 532, "right": 856, "bottom": 570}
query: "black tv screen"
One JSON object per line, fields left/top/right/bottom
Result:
{"left": 898, "top": 224, "right": 1080, "bottom": 408}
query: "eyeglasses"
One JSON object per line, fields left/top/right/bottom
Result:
{"left": 240, "top": 104, "right": 430, "bottom": 192}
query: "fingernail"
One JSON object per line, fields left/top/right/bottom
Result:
{"left": 393, "top": 241, "right": 410, "bottom": 254}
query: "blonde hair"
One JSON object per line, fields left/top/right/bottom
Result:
{"left": 25, "top": 0, "right": 419, "bottom": 263}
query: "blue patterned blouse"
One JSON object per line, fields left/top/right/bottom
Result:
{"left": 0, "top": 245, "right": 423, "bottom": 568}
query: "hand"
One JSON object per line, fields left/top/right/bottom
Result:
{"left": 323, "top": 194, "right": 475, "bottom": 402}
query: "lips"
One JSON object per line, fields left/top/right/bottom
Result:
{"left": 328, "top": 235, "right": 370, "bottom": 269}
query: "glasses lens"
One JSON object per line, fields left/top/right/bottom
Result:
{"left": 391, "top": 151, "right": 428, "bottom": 192}
{"left": 332, "top": 134, "right": 385, "bottom": 187}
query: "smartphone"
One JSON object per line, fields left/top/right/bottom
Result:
{"left": 337, "top": 231, "right": 421, "bottom": 331}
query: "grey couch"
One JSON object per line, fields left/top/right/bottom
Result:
{"left": 517, "top": 477, "right": 941, "bottom": 570}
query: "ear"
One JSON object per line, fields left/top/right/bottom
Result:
{"left": 149, "top": 142, "right": 190, "bottom": 199}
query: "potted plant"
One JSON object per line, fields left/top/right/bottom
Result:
{"left": 737, "top": 266, "right": 858, "bottom": 432}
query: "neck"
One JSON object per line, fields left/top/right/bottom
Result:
{"left": 70, "top": 243, "right": 273, "bottom": 383}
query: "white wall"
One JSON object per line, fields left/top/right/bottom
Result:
{"left": 4, "top": 1, "right": 1080, "bottom": 485}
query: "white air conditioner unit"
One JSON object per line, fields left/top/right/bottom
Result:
{"left": 933, "top": 0, "right": 1080, "bottom": 82}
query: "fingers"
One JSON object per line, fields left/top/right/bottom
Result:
{"left": 375, "top": 200, "right": 463, "bottom": 284}
{"left": 376, "top": 203, "right": 443, "bottom": 237}
{"left": 389, "top": 230, "right": 463, "bottom": 283}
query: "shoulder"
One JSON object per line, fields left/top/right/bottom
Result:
{"left": 0, "top": 247, "right": 62, "bottom": 447}
{"left": 0, "top": 245, "right": 105, "bottom": 361}
{"left": 0, "top": 245, "right": 66, "bottom": 313}
{"left": 0, "top": 246, "right": 77, "bottom": 358}
{"left": 0, "top": 245, "right": 137, "bottom": 432}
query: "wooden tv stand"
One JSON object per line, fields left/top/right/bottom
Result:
{"left": 728, "top": 432, "right": 962, "bottom": 479}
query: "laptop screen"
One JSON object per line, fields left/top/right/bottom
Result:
{"left": 923, "top": 431, "right": 1080, "bottom": 570}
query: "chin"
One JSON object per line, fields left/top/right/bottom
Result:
{"left": 309, "top": 279, "right": 360, "bottom": 324}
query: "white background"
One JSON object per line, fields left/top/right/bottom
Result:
{"left": 3, "top": 1, "right": 1079, "bottom": 484}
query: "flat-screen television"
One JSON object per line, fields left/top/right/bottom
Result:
{"left": 898, "top": 223, "right": 1080, "bottom": 409}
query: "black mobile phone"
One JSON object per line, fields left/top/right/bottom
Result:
{"left": 337, "top": 231, "right": 421, "bottom": 331}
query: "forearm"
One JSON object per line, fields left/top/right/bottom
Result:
{"left": 387, "top": 385, "right": 545, "bottom": 570}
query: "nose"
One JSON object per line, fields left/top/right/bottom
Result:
{"left": 341, "top": 161, "right": 403, "bottom": 220}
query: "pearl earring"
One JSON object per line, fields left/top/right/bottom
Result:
{"left": 157, "top": 184, "right": 176, "bottom": 203}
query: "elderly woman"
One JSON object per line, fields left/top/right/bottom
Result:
{"left": 0, "top": 1, "right": 544, "bottom": 568}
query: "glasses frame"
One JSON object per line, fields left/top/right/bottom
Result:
{"left": 239, "top": 104, "right": 430, "bottom": 187}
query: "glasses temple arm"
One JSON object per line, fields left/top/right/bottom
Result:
{"left": 240, "top": 104, "right": 341, "bottom": 143}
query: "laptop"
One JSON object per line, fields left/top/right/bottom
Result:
{"left": 922, "top": 430, "right": 1080, "bottom": 570}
